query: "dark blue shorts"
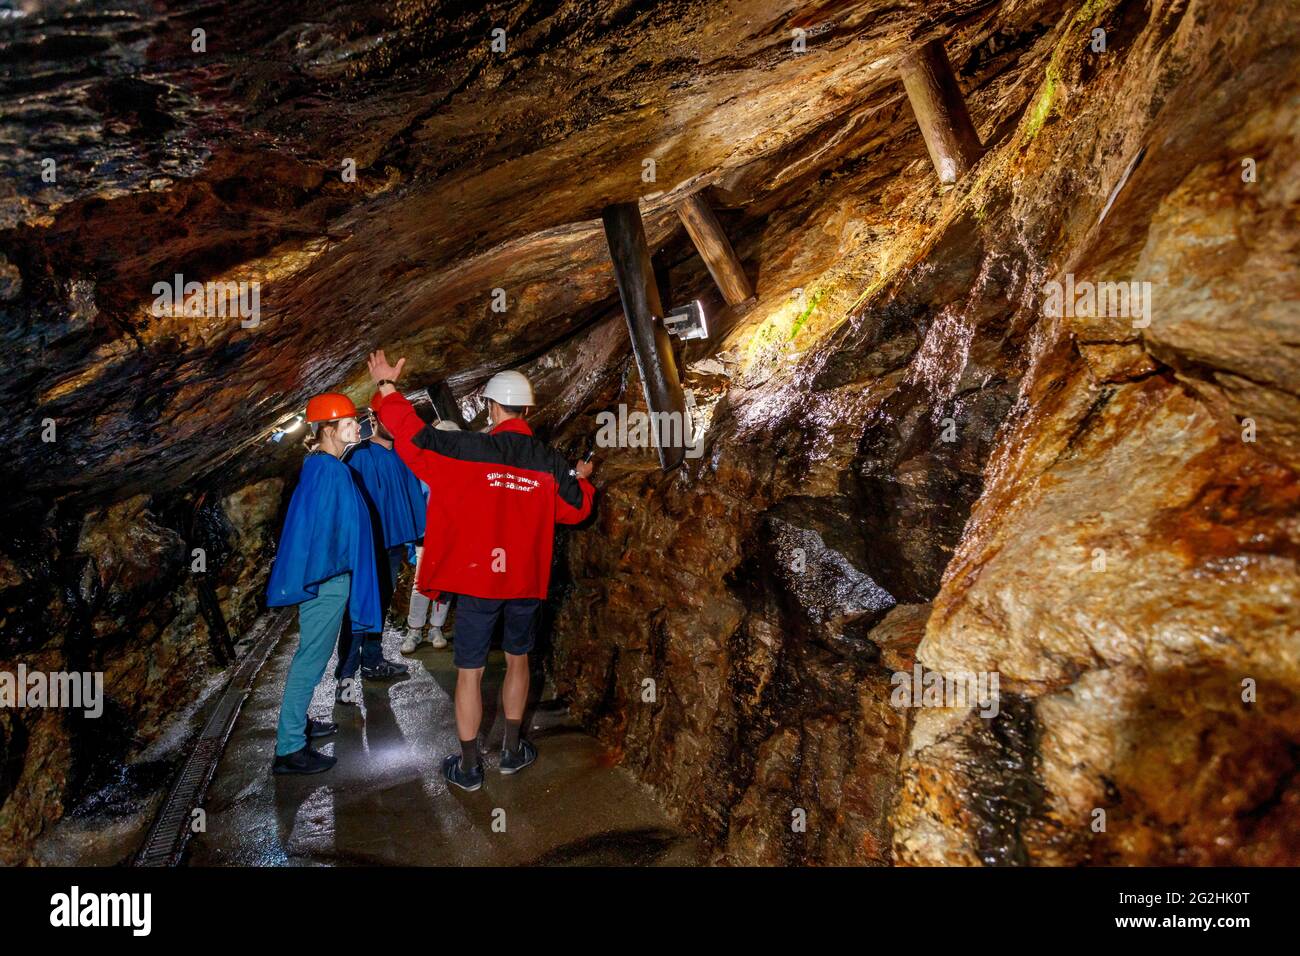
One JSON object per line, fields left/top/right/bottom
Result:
{"left": 452, "top": 595, "right": 541, "bottom": 669}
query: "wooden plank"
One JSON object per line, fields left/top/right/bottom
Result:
{"left": 898, "top": 39, "right": 983, "bottom": 183}
{"left": 601, "top": 202, "right": 688, "bottom": 471}
{"left": 675, "top": 192, "right": 754, "bottom": 306}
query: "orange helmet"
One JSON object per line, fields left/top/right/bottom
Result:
{"left": 305, "top": 392, "right": 357, "bottom": 423}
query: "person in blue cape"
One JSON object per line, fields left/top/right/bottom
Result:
{"left": 330, "top": 407, "right": 427, "bottom": 701}
{"left": 265, "top": 391, "right": 380, "bottom": 775}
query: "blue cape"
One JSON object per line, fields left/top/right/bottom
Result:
{"left": 344, "top": 440, "right": 427, "bottom": 551}
{"left": 265, "top": 451, "right": 382, "bottom": 632}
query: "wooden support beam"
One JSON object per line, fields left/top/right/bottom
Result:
{"left": 601, "top": 202, "right": 688, "bottom": 471}
{"left": 675, "top": 193, "right": 754, "bottom": 306}
{"left": 898, "top": 39, "right": 983, "bottom": 183}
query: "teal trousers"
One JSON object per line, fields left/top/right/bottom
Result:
{"left": 276, "top": 572, "right": 349, "bottom": 756}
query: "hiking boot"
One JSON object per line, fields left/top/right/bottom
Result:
{"left": 442, "top": 753, "right": 483, "bottom": 792}
{"left": 429, "top": 626, "right": 448, "bottom": 649}
{"left": 307, "top": 717, "right": 338, "bottom": 739}
{"left": 361, "top": 659, "right": 408, "bottom": 680}
{"left": 272, "top": 746, "right": 336, "bottom": 776}
{"left": 336, "top": 676, "right": 361, "bottom": 706}
{"left": 499, "top": 739, "right": 537, "bottom": 776}
{"left": 400, "top": 628, "right": 424, "bottom": 654}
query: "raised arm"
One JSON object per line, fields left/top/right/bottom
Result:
{"left": 367, "top": 350, "right": 491, "bottom": 480}
{"left": 366, "top": 349, "right": 441, "bottom": 483}
{"left": 372, "top": 388, "right": 441, "bottom": 484}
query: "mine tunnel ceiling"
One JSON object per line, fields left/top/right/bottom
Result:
{"left": 2, "top": 0, "right": 1063, "bottom": 504}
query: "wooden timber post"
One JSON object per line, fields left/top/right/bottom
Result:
{"left": 898, "top": 39, "right": 983, "bottom": 183}
{"left": 601, "top": 202, "right": 688, "bottom": 471}
{"left": 675, "top": 192, "right": 754, "bottom": 306}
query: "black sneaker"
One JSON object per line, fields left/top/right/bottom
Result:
{"left": 361, "top": 659, "right": 408, "bottom": 680}
{"left": 442, "top": 753, "right": 483, "bottom": 792}
{"left": 307, "top": 718, "right": 338, "bottom": 739}
{"left": 499, "top": 739, "right": 537, "bottom": 775}
{"left": 272, "top": 746, "right": 336, "bottom": 775}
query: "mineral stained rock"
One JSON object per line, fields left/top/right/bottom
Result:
{"left": 550, "top": 0, "right": 1300, "bottom": 865}
{"left": 2, "top": 0, "right": 1297, "bottom": 865}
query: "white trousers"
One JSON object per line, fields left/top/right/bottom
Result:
{"left": 407, "top": 545, "right": 451, "bottom": 629}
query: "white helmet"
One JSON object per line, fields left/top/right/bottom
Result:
{"left": 482, "top": 370, "right": 535, "bottom": 407}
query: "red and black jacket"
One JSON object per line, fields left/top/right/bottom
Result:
{"left": 372, "top": 388, "right": 595, "bottom": 601}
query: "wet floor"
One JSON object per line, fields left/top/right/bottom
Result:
{"left": 187, "top": 626, "right": 700, "bottom": 866}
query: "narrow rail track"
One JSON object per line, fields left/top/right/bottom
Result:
{"left": 133, "top": 609, "right": 294, "bottom": 867}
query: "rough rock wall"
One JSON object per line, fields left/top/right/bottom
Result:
{"left": 893, "top": 0, "right": 1300, "bottom": 866}
{"left": 549, "top": 0, "right": 1300, "bottom": 865}
{"left": 0, "top": 478, "right": 282, "bottom": 864}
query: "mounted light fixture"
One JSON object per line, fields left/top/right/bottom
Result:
{"left": 268, "top": 415, "right": 305, "bottom": 443}
{"left": 664, "top": 299, "right": 709, "bottom": 341}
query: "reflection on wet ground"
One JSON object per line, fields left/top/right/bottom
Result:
{"left": 187, "top": 626, "right": 700, "bottom": 866}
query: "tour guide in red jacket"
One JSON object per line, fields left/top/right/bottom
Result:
{"left": 366, "top": 350, "right": 594, "bottom": 791}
